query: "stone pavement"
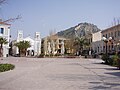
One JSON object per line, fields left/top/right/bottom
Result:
{"left": 0, "top": 57, "right": 120, "bottom": 90}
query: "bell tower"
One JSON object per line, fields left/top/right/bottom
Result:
{"left": 34, "top": 32, "right": 41, "bottom": 56}
{"left": 16, "top": 30, "right": 23, "bottom": 54}
{"left": 17, "top": 30, "right": 23, "bottom": 42}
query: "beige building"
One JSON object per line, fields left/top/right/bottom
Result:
{"left": 101, "top": 24, "right": 120, "bottom": 53}
{"left": 91, "top": 24, "right": 120, "bottom": 54}
{"left": 92, "top": 31, "right": 103, "bottom": 54}
{"left": 42, "top": 35, "right": 68, "bottom": 55}
{"left": 83, "top": 34, "right": 92, "bottom": 51}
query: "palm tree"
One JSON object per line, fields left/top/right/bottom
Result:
{"left": 14, "top": 41, "right": 31, "bottom": 57}
{"left": 64, "top": 39, "right": 74, "bottom": 54}
{"left": 74, "top": 37, "right": 89, "bottom": 55}
{"left": 0, "top": 37, "right": 8, "bottom": 57}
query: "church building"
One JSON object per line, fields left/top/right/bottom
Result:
{"left": 12, "top": 31, "right": 41, "bottom": 56}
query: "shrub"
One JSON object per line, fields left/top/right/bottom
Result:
{"left": 117, "top": 59, "right": 120, "bottom": 69}
{"left": 50, "top": 53, "right": 54, "bottom": 57}
{"left": 101, "top": 53, "right": 120, "bottom": 69}
{"left": 0, "top": 64, "right": 15, "bottom": 72}
{"left": 111, "top": 54, "right": 119, "bottom": 66}
{"left": 38, "top": 53, "right": 44, "bottom": 58}
{"left": 101, "top": 54, "right": 110, "bottom": 64}
{"left": 55, "top": 53, "right": 61, "bottom": 56}
{"left": 65, "top": 53, "right": 75, "bottom": 56}
{"left": 108, "top": 58, "right": 113, "bottom": 65}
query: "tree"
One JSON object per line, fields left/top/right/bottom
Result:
{"left": 14, "top": 41, "right": 31, "bottom": 57}
{"left": 64, "top": 39, "right": 74, "bottom": 54}
{"left": 0, "top": 0, "right": 21, "bottom": 23}
{"left": 0, "top": 37, "right": 8, "bottom": 57}
{"left": 0, "top": 0, "right": 6, "bottom": 5}
{"left": 74, "top": 37, "right": 89, "bottom": 55}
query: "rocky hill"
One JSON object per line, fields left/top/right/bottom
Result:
{"left": 57, "top": 22, "right": 101, "bottom": 38}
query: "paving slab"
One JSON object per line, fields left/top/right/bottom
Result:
{"left": 0, "top": 57, "right": 120, "bottom": 90}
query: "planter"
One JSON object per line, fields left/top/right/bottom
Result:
{"left": 85, "top": 55, "right": 87, "bottom": 58}
{"left": 118, "top": 59, "right": 120, "bottom": 69}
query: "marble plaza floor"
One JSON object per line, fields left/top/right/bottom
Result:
{"left": 0, "top": 57, "right": 120, "bottom": 90}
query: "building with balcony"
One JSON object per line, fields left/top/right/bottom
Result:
{"left": 92, "top": 31, "right": 103, "bottom": 54}
{"left": 42, "top": 35, "right": 68, "bottom": 55}
{"left": 0, "top": 22, "right": 11, "bottom": 57}
{"left": 101, "top": 24, "right": 120, "bottom": 53}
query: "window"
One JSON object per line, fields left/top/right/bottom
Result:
{"left": 109, "top": 45, "right": 110, "bottom": 51}
{"left": 111, "top": 32, "right": 113, "bottom": 36}
{"left": 19, "top": 34, "right": 22, "bottom": 38}
{"left": 36, "top": 35, "right": 39, "bottom": 39}
{"left": 106, "top": 34, "right": 107, "bottom": 38}
{"left": 91, "top": 38, "right": 92, "bottom": 42}
{"left": 59, "top": 40, "right": 62, "bottom": 43}
{"left": 0, "top": 28, "right": 4, "bottom": 34}
{"left": 109, "top": 33, "right": 110, "bottom": 37}
{"left": 103, "top": 46, "right": 105, "bottom": 52}
{"left": 89, "top": 39, "right": 90, "bottom": 44}
{"left": 98, "top": 47, "right": 99, "bottom": 52}
{"left": 112, "top": 44, "right": 114, "bottom": 49}
{"left": 118, "top": 31, "right": 120, "bottom": 36}
{"left": 115, "top": 31, "right": 117, "bottom": 37}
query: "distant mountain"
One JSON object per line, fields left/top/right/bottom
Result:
{"left": 57, "top": 22, "right": 101, "bottom": 39}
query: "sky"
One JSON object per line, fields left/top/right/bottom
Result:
{"left": 0, "top": 0, "right": 120, "bottom": 39}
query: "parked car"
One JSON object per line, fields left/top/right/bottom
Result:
{"left": 92, "top": 52, "right": 97, "bottom": 58}
{"left": 13, "top": 54, "right": 20, "bottom": 57}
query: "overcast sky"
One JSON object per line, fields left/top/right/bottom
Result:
{"left": 0, "top": 0, "right": 120, "bottom": 39}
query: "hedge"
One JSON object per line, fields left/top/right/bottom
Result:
{"left": 0, "top": 64, "right": 15, "bottom": 72}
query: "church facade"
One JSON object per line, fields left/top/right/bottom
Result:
{"left": 12, "top": 31, "right": 41, "bottom": 56}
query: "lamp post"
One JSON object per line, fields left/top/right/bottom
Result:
{"left": 116, "top": 40, "right": 120, "bottom": 52}
{"left": 102, "top": 37, "right": 112, "bottom": 55}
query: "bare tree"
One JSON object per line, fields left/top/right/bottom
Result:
{"left": 0, "top": 0, "right": 6, "bottom": 5}
{"left": 3, "top": 15, "right": 22, "bottom": 23}
{"left": 112, "top": 17, "right": 120, "bottom": 26}
{"left": 0, "top": 0, "right": 21, "bottom": 23}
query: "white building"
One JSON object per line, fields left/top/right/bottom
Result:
{"left": 92, "top": 31, "right": 103, "bottom": 54}
{"left": 0, "top": 22, "right": 11, "bottom": 57}
{"left": 13, "top": 31, "right": 41, "bottom": 56}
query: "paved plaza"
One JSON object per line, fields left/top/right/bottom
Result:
{"left": 0, "top": 57, "right": 120, "bottom": 90}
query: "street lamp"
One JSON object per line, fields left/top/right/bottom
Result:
{"left": 116, "top": 40, "right": 120, "bottom": 52}
{"left": 117, "top": 43, "right": 120, "bottom": 52}
{"left": 102, "top": 37, "right": 112, "bottom": 55}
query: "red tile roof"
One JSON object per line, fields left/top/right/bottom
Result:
{"left": 102, "top": 24, "right": 120, "bottom": 33}
{"left": 0, "top": 22, "right": 11, "bottom": 25}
